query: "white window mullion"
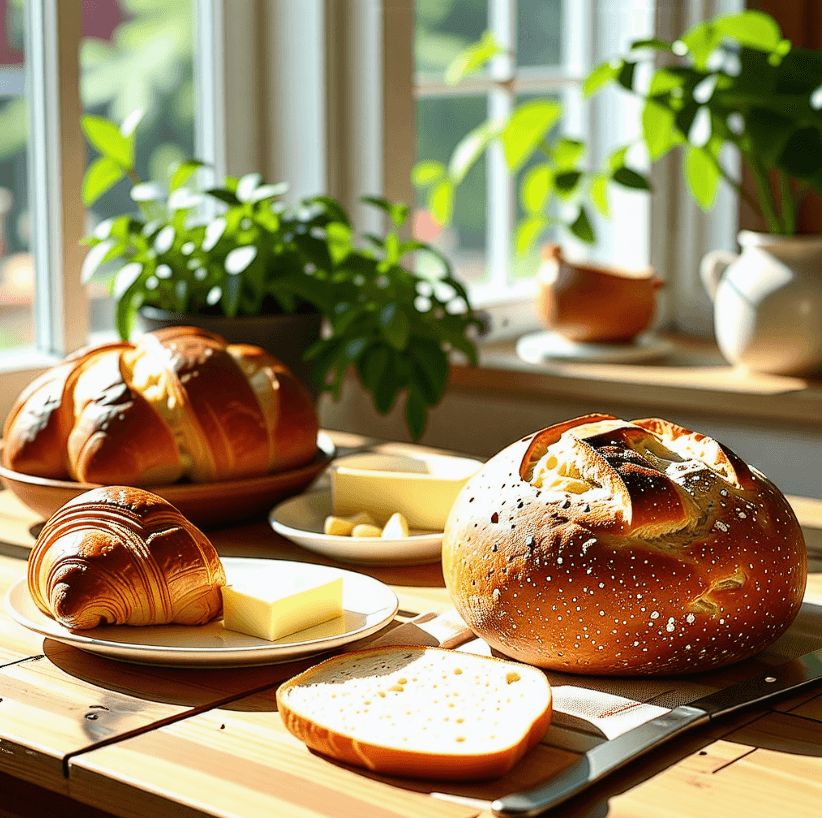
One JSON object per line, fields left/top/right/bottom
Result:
{"left": 24, "top": 0, "right": 86, "bottom": 356}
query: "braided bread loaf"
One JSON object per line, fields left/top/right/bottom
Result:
{"left": 28, "top": 486, "right": 226, "bottom": 629}
{"left": 3, "top": 326, "right": 318, "bottom": 486}
{"left": 443, "top": 414, "right": 807, "bottom": 675}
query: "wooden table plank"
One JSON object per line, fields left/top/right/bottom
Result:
{"left": 67, "top": 684, "right": 580, "bottom": 818}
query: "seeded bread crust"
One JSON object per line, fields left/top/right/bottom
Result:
{"left": 442, "top": 415, "right": 807, "bottom": 675}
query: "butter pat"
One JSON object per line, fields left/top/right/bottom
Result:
{"left": 221, "top": 576, "right": 343, "bottom": 641}
{"left": 331, "top": 453, "right": 483, "bottom": 531}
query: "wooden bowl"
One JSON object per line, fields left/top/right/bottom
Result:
{"left": 536, "top": 244, "right": 663, "bottom": 343}
{"left": 0, "top": 433, "right": 336, "bottom": 528}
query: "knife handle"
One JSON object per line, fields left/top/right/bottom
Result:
{"left": 491, "top": 705, "right": 708, "bottom": 817}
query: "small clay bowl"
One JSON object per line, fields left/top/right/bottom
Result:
{"left": 536, "top": 245, "right": 663, "bottom": 343}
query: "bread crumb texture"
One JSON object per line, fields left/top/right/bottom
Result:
{"left": 277, "top": 646, "right": 552, "bottom": 778}
{"left": 442, "top": 414, "right": 808, "bottom": 675}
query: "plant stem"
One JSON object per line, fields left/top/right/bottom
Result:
{"left": 779, "top": 172, "right": 797, "bottom": 235}
{"left": 747, "top": 154, "right": 782, "bottom": 234}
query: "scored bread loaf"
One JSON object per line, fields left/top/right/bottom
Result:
{"left": 442, "top": 414, "right": 808, "bottom": 676}
{"left": 3, "top": 326, "right": 318, "bottom": 486}
{"left": 28, "top": 485, "right": 226, "bottom": 629}
{"left": 276, "top": 645, "right": 552, "bottom": 780}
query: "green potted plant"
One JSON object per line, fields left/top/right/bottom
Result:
{"left": 587, "top": 9, "right": 822, "bottom": 376}
{"left": 80, "top": 112, "right": 480, "bottom": 439}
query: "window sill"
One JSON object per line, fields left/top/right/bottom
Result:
{"left": 450, "top": 332, "right": 822, "bottom": 429}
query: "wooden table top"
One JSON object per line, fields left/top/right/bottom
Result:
{"left": 1, "top": 432, "right": 822, "bottom": 818}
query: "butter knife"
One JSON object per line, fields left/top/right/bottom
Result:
{"left": 492, "top": 646, "right": 822, "bottom": 817}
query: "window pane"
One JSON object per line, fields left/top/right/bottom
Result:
{"left": 81, "top": 0, "right": 195, "bottom": 338}
{"left": 415, "top": 95, "right": 488, "bottom": 287}
{"left": 517, "top": 0, "right": 562, "bottom": 67}
{"left": 0, "top": 1, "right": 33, "bottom": 352}
{"left": 415, "top": 0, "right": 487, "bottom": 77}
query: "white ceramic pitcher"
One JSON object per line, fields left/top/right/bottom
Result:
{"left": 700, "top": 230, "right": 822, "bottom": 377}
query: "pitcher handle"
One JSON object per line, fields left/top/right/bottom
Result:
{"left": 700, "top": 249, "right": 737, "bottom": 301}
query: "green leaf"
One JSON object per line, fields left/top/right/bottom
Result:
{"left": 429, "top": 179, "right": 455, "bottom": 224}
{"left": 113, "top": 261, "right": 144, "bottom": 299}
{"left": 119, "top": 109, "right": 145, "bottom": 138}
{"left": 236, "top": 172, "right": 263, "bottom": 202}
{"left": 684, "top": 145, "right": 721, "bottom": 209}
{"left": 222, "top": 274, "right": 242, "bottom": 317}
{"left": 251, "top": 182, "right": 289, "bottom": 202}
{"left": 520, "top": 164, "right": 553, "bottom": 213}
{"left": 630, "top": 37, "right": 674, "bottom": 52}
{"left": 617, "top": 61, "right": 636, "bottom": 90}
{"left": 612, "top": 167, "right": 651, "bottom": 190}
{"left": 170, "top": 160, "right": 205, "bottom": 192}
{"left": 225, "top": 245, "right": 258, "bottom": 275}
{"left": 500, "top": 100, "right": 562, "bottom": 172}
{"left": 202, "top": 218, "right": 226, "bottom": 252}
{"left": 747, "top": 108, "right": 800, "bottom": 165}
{"left": 82, "top": 157, "right": 125, "bottom": 205}
{"left": 445, "top": 30, "right": 503, "bottom": 84}
{"left": 357, "top": 345, "right": 393, "bottom": 396}
{"left": 412, "top": 160, "right": 446, "bottom": 186}
{"left": 713, "top": 10, "right": 783, "bottom": 52}
{"left": 131, "top": 181, "right": 168, "bottom": 203}
{"left": 554, "top": 170, "right": 583, "bottom": 198}
{"left": 326, "top": 222, "right": 353, "bottom": 265}
{"left": 642, "top": 99, "right": 678, "bottom": 160}
{"left": 408, "top": 339, "right": 449, "bottom": 405}
{"left": 590, "top": 175, "right": 610, "bottom": 217}
{"left": 647, "top": 67, "right": 690, "bottom": 97}
{"left": 608, "top": 145, "right": 630, "bottom": 173}
{"left": 553, "top": 138, "right": 585, "bottom": 169}
{"left": 677, "top": 22, "right": 722, "bottom": 70}
{"left": 81, "top": 238, "right": 121, "bottom": 283}
{"left": 405, "top": 389, "right": 428, "bottom": 441}
{"left": 568, "top": 207, "right": 595, "bottom": 243}
{"left": 206, "top": 188, "right": 241, "bottom": 207}
{"left": 515, "top": 215, "right": 550, "bottom": 256}
{"left": 361, "top": 195, "right": 409, "bottom": 227}
{"left": 777, "top": 127, "right": 822, "bottom": 179}
{"left": 584, "top": 60, "right": 620, "bottom": 97}
{"left": 82, "top": 115, "right": 132, "bottom": 168}
{"left": 448, "top": 121, "right": 495, "bottom": 184}
{"left": 379, "top": 303, "right": 411, "bottom": 351}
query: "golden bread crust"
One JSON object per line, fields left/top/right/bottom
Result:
{"left": 3, "top": 327, "right": 318, "bottom": 485}
{"left": 443, "top": 415, "right": 807, "bottom": 675}
{"left": 28, "top": 485, "right": 226, "bottom": 629}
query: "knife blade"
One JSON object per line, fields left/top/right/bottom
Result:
{"left": 492, "top": 646, "right": 822, "bottom": 817}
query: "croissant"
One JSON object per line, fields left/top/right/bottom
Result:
{"left": 28, "top": 486, "right": 226, "bottom": 629}
{"left": 3, "top": 326, "right": 318, "bottom": 486}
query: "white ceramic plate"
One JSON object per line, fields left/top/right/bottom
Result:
{"left": 269, "top": 490, "right": 443, "bottom": 566}
{"left": 6, "top": 558, "right": 398, "bottom": 668}
{"left": 516, "top": 331, "right": 673, "bottom": 365}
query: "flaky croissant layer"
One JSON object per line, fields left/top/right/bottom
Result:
{"left": 29, "top": 486, "right": 226, "bottom": 629}
{"left": 3, "top": 326, "right": 318, "bottom": 486}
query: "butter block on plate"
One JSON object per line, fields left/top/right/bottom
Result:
{"left": 222, "top": 576, "right": 343, "bottom": 641}
{"left": 331, "top": 453, "right": 483, "bottom": 531}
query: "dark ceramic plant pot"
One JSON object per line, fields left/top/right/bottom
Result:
{"left": 137, "top": 306, "right": 323, "bottom": 401}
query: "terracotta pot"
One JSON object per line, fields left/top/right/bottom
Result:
{"left": 535, "top": 245, "right": 662, "bottom": 343}
{"left": 138, "top": 307, "right": 323, "bottom": 400}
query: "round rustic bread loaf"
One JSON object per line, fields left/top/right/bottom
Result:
{"left": 442, "top": 414, "right": 807, "bottom": 675}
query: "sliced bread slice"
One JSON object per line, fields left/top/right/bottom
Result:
{"left": 276, "top": 645, "right": 552, "bottom": 780}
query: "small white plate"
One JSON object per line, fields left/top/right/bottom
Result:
{"left": 517, "top": 331, "right": 672, "bottom": 365}
{"left": 269, "top": 490, "right": 443, "bottom": 566}
{"left": 6, "top": 558, "right": 398, "bottom": 668}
